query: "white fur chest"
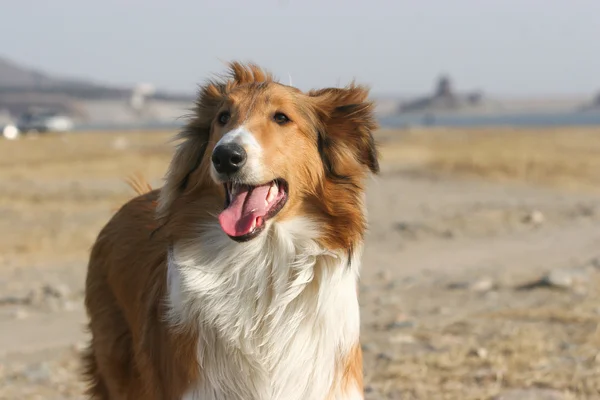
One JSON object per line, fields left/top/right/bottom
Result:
{"left": 166, "top": 218, "right": 362, "bottom": 400}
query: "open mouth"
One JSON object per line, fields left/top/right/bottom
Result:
{"left": 218, "top": 179, "right": 288, "bottom": 242}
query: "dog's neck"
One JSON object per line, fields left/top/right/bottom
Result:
{"left": 166, "top": 217, "right": 362, "bottom": 400}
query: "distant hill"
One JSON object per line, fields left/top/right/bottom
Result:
{"left": 0, "top": 56, "right": 105, "bottom": 89}
{"left": 0, "top": 57, "right": 56, "bottom": 88}
{"left": 0, "top": 56, "right": 194, "bottom": 120}
{"left": 0, "top": 56, "right": 194, "bottom": 101}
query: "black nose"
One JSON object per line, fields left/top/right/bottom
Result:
{"left": 212, "top": 143, "right": 247, "bottom": 174}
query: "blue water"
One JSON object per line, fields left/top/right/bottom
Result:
{"left": 72, "top": 110, "right": 600, "bottom": 132}
{"left": 379, "top": 110, "right": 600, "bottom": 128}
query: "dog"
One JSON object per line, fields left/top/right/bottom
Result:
{"left": 82, "top": 61, "right": 380, "bottom": 400}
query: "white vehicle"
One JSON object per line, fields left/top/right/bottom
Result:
{"left": 1, "top": 124, "right": 19, "bottom": 140}
{"left": 17, "top": 111, "right": 74, "bottom": 134}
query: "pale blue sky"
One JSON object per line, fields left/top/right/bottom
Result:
{"left": 2, "top": 0, "right": 599, "bottom": 96}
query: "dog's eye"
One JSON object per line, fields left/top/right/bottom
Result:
{"left": 217, "top": 111, "right": 231, "bottom": 126}
{"left": 273, "top": 112, "right": 290, "bottom": 125}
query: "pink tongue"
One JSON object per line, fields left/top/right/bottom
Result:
{"left": 218, "top": 184, "right": 272, "bottom": 237}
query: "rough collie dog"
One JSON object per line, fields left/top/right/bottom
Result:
{"left": 82, "top": 62, "right": 379, "bottom": 400}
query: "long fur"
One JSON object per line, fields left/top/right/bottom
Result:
{"left": 82, "top": 61, "right": 379, "bottom": 400}
{"left": 124, "top": 172, "right": 153, "bottom": 196}
{"left": 169, "top": 218, "right": 361, "bottom": 399}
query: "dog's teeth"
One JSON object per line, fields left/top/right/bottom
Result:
{"left": 266, "top": 182, "right": 277, "bottom": 204}
{"left": 250, "top": 218, "right": 257, "bottom": 231}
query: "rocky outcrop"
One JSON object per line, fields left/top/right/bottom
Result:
{"left": 399, "top": 75, "right": 494, "bottom": 114}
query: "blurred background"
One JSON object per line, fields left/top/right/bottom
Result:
{"left": 1, "top": 1, "right": 600, "bottom": 399}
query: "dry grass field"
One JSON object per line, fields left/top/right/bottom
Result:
{"left": 380, "top": 127, "right": 600, "bottom": 192}
{"left": 1, "top": 127, "right": 600, "bottom": 399}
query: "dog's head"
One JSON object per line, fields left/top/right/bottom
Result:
{"left": 158, "top": 62, "right": 379, "bottom": 250}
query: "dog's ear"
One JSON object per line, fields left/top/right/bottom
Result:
{"left": 157, "top": 62, "right": 274, "bottom": 220}
{"left": 309, "top": 84, "right": 380, "bottom": 183}
{"left": 155, "top": 130, "right": 207, "bottom": 221}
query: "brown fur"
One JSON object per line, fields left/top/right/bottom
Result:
{"left": 156, "top": 63, "right": 379, "bottom": 250}
{"left": 83, "top": 61, "right": 379, "bottom": 399}
{"left": 124, "top": 172, "right": 153, "bottom": 196}
{"left": 83, "top": 191, "right": 199, "bottom": 399}
{"left": 328, "top": 344, "right": 364, "bottom": 399}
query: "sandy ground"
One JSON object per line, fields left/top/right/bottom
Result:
{"left": 1, "top": 129, "right": 600, "bottom": 400}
